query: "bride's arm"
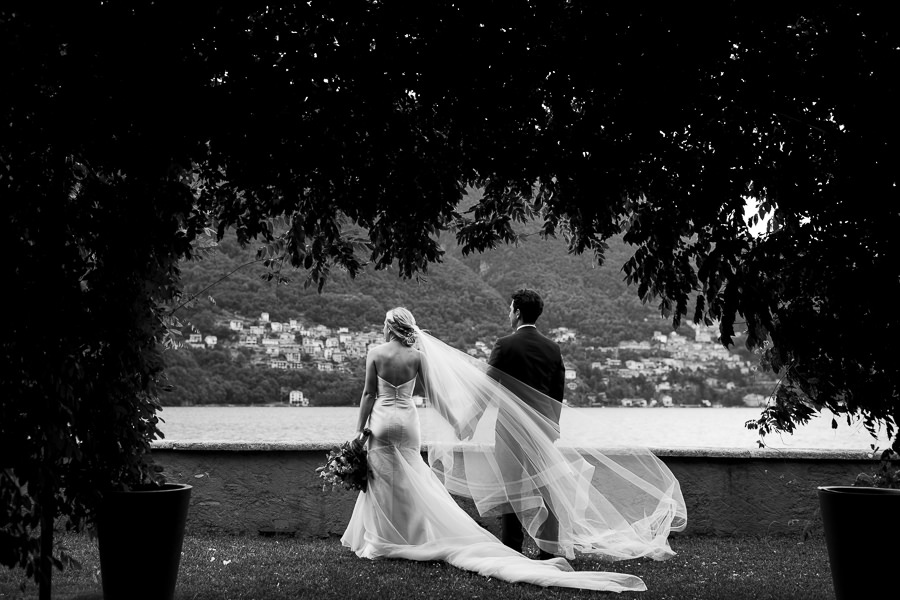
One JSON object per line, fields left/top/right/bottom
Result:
{"left": 412, "top": 352, "right": 428, "bottom": 399}
{"left": 353, "top": 350, "right": 378, "bottom": 447}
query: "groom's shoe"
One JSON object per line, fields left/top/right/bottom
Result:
{"left": 537, "top": 550, "right": 556, "bottom": 560}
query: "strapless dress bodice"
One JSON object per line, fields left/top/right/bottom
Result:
{"left": 376, "top": 375, "right": 416, "bottom": 404}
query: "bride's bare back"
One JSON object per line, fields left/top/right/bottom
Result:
{"left": 369, "top": 341, "right": 421, "bottom": 386}
{"left": 354, "top": 339, "right": 425, "bottom": 437}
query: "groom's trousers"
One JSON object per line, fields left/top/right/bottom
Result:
{"left": 497, "top": 429, "right": 559, "bottom": 555}
{"left": 501, "top": 506, "right": 559, "bottom": 555}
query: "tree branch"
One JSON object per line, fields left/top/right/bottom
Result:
{"left": 171, "top": 258, "right": 267, "bottom": 315}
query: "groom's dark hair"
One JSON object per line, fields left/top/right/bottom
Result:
{"left": 512, "top": 288, "right": 544, "bottom": 324}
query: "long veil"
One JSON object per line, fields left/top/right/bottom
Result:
{"left": 415, "top": 328, "right": 687, "bottom": 561}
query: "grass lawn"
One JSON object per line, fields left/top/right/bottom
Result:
{"left": 0, "top": 531, "right": 834, "bottom": 600}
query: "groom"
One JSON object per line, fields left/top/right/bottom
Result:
{"left": 488, "top": 288, "right": 565, "bottom": 560}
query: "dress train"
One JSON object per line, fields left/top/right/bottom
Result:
{"left": 340, "top": 376, "right": 649, "bottom": 592}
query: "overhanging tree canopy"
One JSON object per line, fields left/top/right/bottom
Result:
{"left": 3, "top": 1, "right": 898, "bottom": 592}
{"left": 198, "top": 1, "right": 899, "bottom": 449}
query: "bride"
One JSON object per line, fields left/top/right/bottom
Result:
{"left": 340, "top": 307, "right": 687, "bottom": 592}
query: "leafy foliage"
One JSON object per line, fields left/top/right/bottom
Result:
{"left": 0, "top": 158, "right": 200, "bottom": 583}
{"left": 185, "top": 2, "right": 900, "bottom": 456}
{"left": 1, "top": 2, "right": 209, "bottom": 589}
{"left": 854, "top": 450, "right": 900, "bottom": 490}
{"left": 3, "top": 1, "right": 899, "bottom": 593}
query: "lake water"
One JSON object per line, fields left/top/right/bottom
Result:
{"left": 155, "top": 405, "right": 893, "bottom": 451}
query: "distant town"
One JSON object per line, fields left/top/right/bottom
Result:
{"left": 182, "top": 311, "right": 772, "bottom": 409}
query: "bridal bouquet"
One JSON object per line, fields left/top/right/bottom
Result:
{"left": 316, "top": 430, "right": 371, "bottom": 493}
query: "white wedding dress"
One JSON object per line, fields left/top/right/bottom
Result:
{"left": 340, "top": 372, "right": 668, "bottom": 592}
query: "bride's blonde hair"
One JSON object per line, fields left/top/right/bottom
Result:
{"left": 385, "top": 307, "right": 418, "bottom": 346}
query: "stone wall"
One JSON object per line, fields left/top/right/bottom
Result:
{"left": 150, "top": 441, "right": 880, "bottom": 539}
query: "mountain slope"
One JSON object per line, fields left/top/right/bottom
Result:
{"left": 175, "top": 226, "right": 676, "bottom": 347}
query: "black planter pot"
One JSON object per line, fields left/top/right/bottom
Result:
{"left": 817, "top": 485, "right": 900, "bottom": 600}
{"left": 97, "top": 483, "right": 192, "bottom": 600}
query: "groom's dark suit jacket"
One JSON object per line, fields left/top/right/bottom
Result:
{"left": 488, "top": 325, "right": 565, "bottom": 427}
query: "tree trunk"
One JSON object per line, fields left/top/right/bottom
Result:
{"left": 39, "top": 487, "right": 53, "bottom": 600}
